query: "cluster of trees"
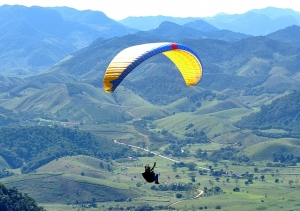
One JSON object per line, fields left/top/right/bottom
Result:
{"left": 108, "top": 204, "right": 174, "bottom": 211}
{"left": 0, "top": 183, "right": 45, "bottom": 211}
{"left": 184, "top": 130, "right": 210, "bottom": 144}
{"left": 150, "top": 182, "right": 196, "bottom": 191}
{"left": 0, "top": 126, "right": 134, "bottom": 173}
{"left": 202, "top": 186, "right": 224, "bottom": 197}
{"left": 207, "top": 147, "right": 250, "bottom": 163}
{"left": 272, "top": 153, "right": 300, "bottom": 165}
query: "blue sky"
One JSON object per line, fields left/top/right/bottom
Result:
{"left": 0, "top": 0, "right": 299, "bottom": 20}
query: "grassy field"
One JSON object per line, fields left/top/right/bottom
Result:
{"left": 152, "top": 112, "right": 240, "bottom": 139}
{"left": 20, "top": 152, "right": 300, "bottom": 211}
{"left": 2, "top": 135, "right": 300, "bottom": 211}
{"left": 2, "top": 98, "right": 300, "bottom": 210}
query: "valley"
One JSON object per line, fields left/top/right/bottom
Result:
{"left": 1, "top": 4, "right": 300, "bottom": 211}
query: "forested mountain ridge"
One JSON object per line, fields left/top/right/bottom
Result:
{"left": 0, "top": 126, "right": 133, "bottom": 173}
{"left": 267, "top": 25, "right": 300, "bottom": 46}
{"left": 235, "top": 90, "right": 300, "bottom": 135}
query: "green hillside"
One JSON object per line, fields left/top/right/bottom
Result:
{"left": 153, "top": 112, "right": 239, "bottom": 139}
{"left": 240, "top": 138, "right": 300, "bottom": 161}
{"left": 1, "top": 173, "right": 140, "bottom": 204}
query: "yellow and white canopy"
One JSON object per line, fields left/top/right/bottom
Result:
{"left": 103, "top": 42, "right": 203, "bottom": 93}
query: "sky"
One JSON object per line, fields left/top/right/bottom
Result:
{"left": 0, "top": 0, "right": 300, "bottom": 20}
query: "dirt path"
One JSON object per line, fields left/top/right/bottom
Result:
{"left": 114, "top": 140, "right": 180, "bottom": 163}
{"left": 81, "top": 108, "right": 94, "bottom": 122}
{"left": 113, "top": 140, "right": 210, "bottom": 170}
{"left": 126, "top": 111, "right": 141, "bottom": 120}
{"left": 126, "top": 111, "right": 151, "bottom": 149}
{"left": 168, "top": 189, "right": 204, "bottom": 207}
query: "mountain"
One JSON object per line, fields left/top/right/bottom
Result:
{"left": 5, "top": 25, "right": 295, "bottom": 112}
{"left": 50, "top": 6, "right": 137, "bottom": 38}
{"left": 1, "top": 5, "right": 299, "bottom": 77}
{"left": 135, "top": 21, "right": 250, "bottom": 41}
{"left": 40, "top": 30, "right": 300, "bottom": 81}
{"left": 250, "top": 7, "right": 300, "bottom": 20}
{"left": 119, "top": 15, "right": 199, "bottom": 31}
{"left": 0, "top": 5, "right": 136, "bottom": 76}
{"left": 203, "top": 7, "right": 300, "bottom": 36}
{"left": 183, "top": 19, "right": 219, "bottom": 32}
{"left": 119, "top": 7, "right": 300, "bottom": 36}
{"left": 0, "top": 7, "right": 299, "bottom": 134}
{"left": 267, "top": 25, "right": 300, "bottom": 46}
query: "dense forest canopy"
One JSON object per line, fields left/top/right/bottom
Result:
{"left": 235, "top": 90, "right": 300, "bottom": 136}
{"left": 0, "top": 182, "right": 45, "bottom": 211}
{"left": 0, "top": 126, "right": 133, "bottom": 173}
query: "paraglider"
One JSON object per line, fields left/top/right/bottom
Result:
{"left": 103, "top": 42, "right": 203, "bottom": 93}
{"left": 142, "top": 162, "right": 160, "bottom": 184}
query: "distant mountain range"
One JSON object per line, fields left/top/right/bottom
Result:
{"left": 1, "top": 23, "right": 299, "bottom": 118}
{"left": 0, "top": 5, "right": 299, "bottom": 76}
{"left": 119, "top": 7, "right": 300, "bottom": 35}
{"left": 0, "top": 5, "right": 136, "bottom": 75}
{"left": 1, "top": 4, "right": 300, "bottom": 131}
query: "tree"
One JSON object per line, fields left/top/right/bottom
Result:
{"left": 186, "top": 162, "right": 197, "bottom": 171}
{"left": 195, "top": 148, "right": 203, "bottom": 158}
{"left": 188, "top": 172, "right": 197, "bottom": 182}
{"left": 233, "top": 187, "right": 240, "bottom": 192}
{"left": 176, "top": 193, "right": 183, "bottom": 198}
{"left": 215, "top": 205, "right": 221, "bottom": 209}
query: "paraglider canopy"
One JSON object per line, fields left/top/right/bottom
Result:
{"left": 103, "top": 42, "right": 203, "bottom": 93}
